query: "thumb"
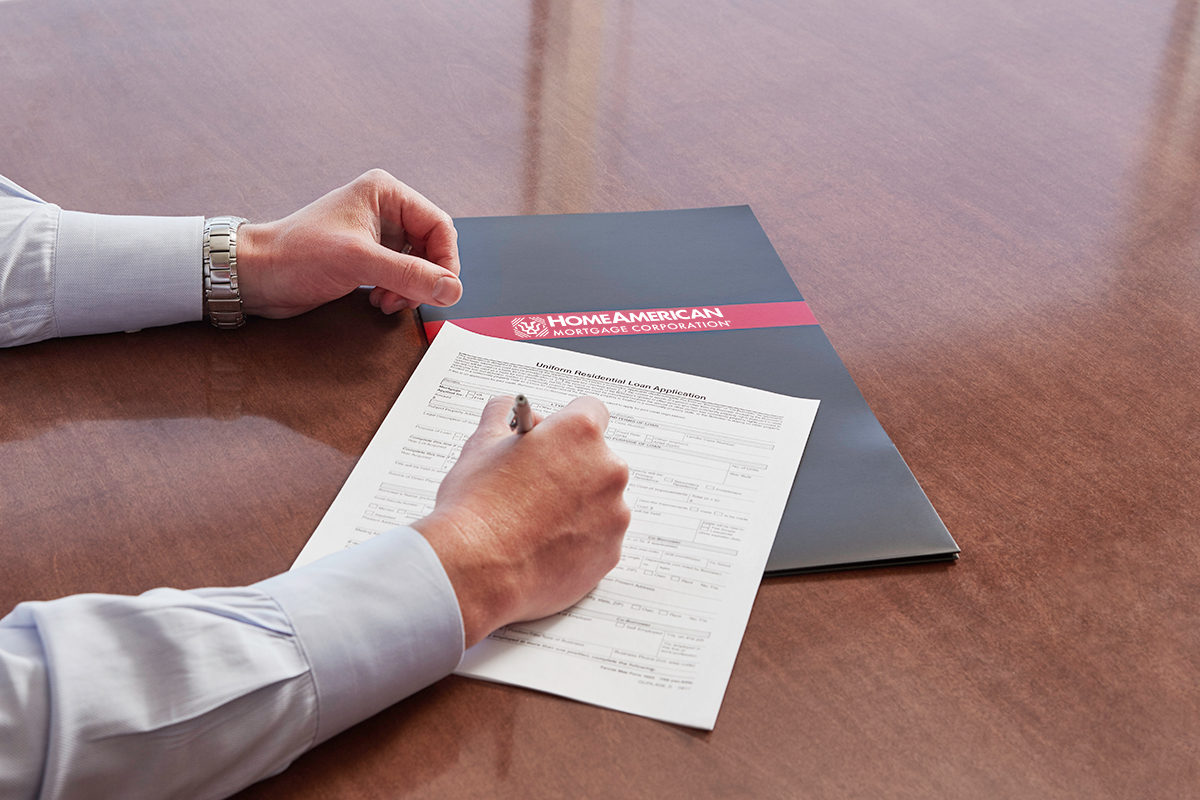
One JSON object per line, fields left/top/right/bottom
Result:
{"left": 461, "top": 395, "right": 522, "bottom": 449}
{"left": 369, "top": 248, "right": 463, "bottom": 307}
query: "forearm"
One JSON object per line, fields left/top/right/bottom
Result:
{"left": 0, "top": 175, "right": 202, "bottom": 348}
{"left": 0, "top": 527, "right": 463, "bottom": 800}
{"left": 1, "top": 170, "right": 463, "bottom": 347}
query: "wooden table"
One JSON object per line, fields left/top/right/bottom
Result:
{"left": 2, "top": 0, "right": 1196, "bottom": 796}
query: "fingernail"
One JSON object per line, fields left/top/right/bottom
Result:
{"left": 432, "top": 276, "right": 462, "bottom": 306}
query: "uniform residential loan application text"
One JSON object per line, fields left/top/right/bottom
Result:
{"left": 293, "top": 323, "right": 819, "bottom": 729}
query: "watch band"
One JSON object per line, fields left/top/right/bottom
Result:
{"left": 203, "top": 216, "right": 248, "bottom": 329}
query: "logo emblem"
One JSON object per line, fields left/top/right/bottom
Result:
{"left": 511, "top": 316, "right": 550, "bottom": 339}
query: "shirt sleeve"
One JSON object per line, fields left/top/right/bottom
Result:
{"left": 0, "top": 175, "right": 203, "bottom": 348}
{"left": 0, "top": 527, "right": 464, "bottom": 800}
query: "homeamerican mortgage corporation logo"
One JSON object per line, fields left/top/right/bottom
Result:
{"left": 511, "top": 316, "right": 551, "bottom": 338}
{"left": 510, "top": 307, "right": 731, "bottom": 339}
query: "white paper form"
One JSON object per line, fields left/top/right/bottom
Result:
{"left": 293, "top": 323, "right": 818, "bottom": 729}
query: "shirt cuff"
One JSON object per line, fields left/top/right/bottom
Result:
{"left": 54, "top": 210, "right": 203, "bottom": 338}
{"left": 254, "top": 527, "right": 465, "bottom": 745}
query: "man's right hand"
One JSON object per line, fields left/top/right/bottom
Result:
{"left": 411, "top": 395, "right": 631, "bottom": 648}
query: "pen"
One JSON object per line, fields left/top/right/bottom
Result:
{"left": 509, "top": 393, "right": 536, "bottom": 434}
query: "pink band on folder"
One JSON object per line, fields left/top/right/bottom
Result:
{"left": 424, "top": 300, "right": 818, "bottom": 342}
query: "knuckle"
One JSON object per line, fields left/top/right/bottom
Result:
{"left": 603, "top": 508, "right": 630, "bottom": 567}
{"left": 615, "top": 501, "right": 632, "bottom": 531}
{"left": 397, "top": 254, "right": 421, "bottom": 281}
{"left": 604, "top": 545, "right": 623, "bottom": 573}
{"left": 483, "top": 395, "right": 514, "bottom": 418}
{"left": 564, "top": 411, "right": 607, "bottom": 442}
{"left": 390, "top": 254, "right": 429, "bottom": 291}
{"left": 360, "top": 168, "right": 391, "bottom": 188}
{"left": 349, "top": 169, "right": 394, "bottom": 205}
{"left": 605, "top": 456, "right": 630, "bottom": 492}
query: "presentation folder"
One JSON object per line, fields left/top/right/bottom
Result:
{"left": 419, "top": 205, "right": 958, "bottom": 575}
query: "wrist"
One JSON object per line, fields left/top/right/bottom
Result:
{"left": 411, "top": 510, "right": 520, "bottom": 648}
{"left": 230, "top": 221, "right": 269, "bottom": 316}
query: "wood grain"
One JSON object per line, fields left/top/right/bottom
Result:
{"left": 1, "top": 0, "right": 1196, "bottom": 797}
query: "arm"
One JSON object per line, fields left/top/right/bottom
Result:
{"left": 0, "top": 175, "right": 201, "bottom": 347}
{"left": 0, "top": 170, "right": 461, "bottom": 348}
{"left": 0, "top": 528, "right": 462, "bottom": 800}
{"left": 0, "top": 396, "right": 629, "bottom": 799}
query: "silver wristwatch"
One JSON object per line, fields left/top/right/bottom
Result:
{"left": 203, "top": 216, "right": 248, "bottom": 329}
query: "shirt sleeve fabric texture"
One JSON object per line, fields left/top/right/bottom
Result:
{"left": 0, "top": 174, "right": 202, "bottom": 347}
{"left": 0, "top": 527, "right": 465, "bottom": 800}
{"left": 1, "top": 175, "right": 466, "bottom": 797}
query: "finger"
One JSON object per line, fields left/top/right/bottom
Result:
{"left": 555, "top": 395, "right": 611, "bottom": 432}
{"left": 372, "top": 173, "right": 461, "bottom": 276}
{"left": 382, "top": 290, "right": 412, "bottom": 314}
{"left": 478, "top": 395, "right": 520, "bottom": 436}
{"left": 368, "top": 287, "right": 407, "bottom": 314}
{"left": 363, "top": 249, "right": 463, "bottom": 308}
{"left": 379, "top": 217, "right": 407, "bottom": 254}
{"left": 452, "top": 396, "right": 516, "bottom": 465}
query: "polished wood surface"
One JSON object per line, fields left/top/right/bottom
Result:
{"left": 2, "top": 0, "right": 1197, "bottom": 797}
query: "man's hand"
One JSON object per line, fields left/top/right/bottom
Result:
{"left": 236, "top": 169, "right": 462, "bottom": 318}
{"left": 412, "top": 396, "right": 631, "bottom": 648}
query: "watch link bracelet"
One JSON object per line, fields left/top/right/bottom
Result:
{"left": 203, "top": 215, "right": 248, "bottom": 329}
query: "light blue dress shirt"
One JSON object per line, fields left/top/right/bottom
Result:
{"left": 0, "top": 175, "right": 201, "bottom": 347}
{"left": 0, "top": 176, "right": 466, "bottom": 799}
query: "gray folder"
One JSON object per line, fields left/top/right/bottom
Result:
{"left": 419, "top": 206, "right": 959, "bottom": 574}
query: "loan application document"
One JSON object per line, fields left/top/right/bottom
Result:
{"left": 293, "top": 323, "right": 819, "bottom": 729}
